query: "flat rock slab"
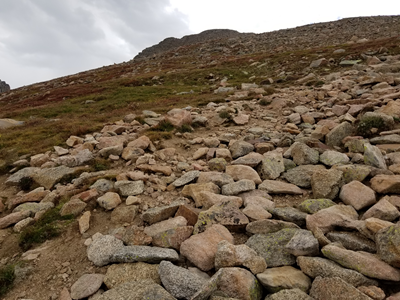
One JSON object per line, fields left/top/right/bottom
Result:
{"left": 33, "top": 166, "right": 78, "bottom": 189}
{"left": 110, "top": 245, "right": 179, "bottom": 264}
{"left": 264, "top": 288, "right": 313, "bottom": 300}
{"left": 173, "top": 170, "right": 201, "bottom": 187}
{"left": 310, "top": 276, "right": 373, "bottom": 300}
{"left": 297, "top": 256, "right": 378, "bottom": 287}
{"left": 322, "top": 244, "right": 400, "bottom": 281}
{"left": 370, "top": 175, "right": 400, "bottom": 193}
{"left": 259, "top": 180, "right": 303, "bottom": 195}
{"left": 246, "top": 228, "right": 299, "bottom": 267}
{"left": 87, "top": 234, "right": 124, "bottom": 267}
{"left": 114, "top": 180, "right": 144, "bottom": 196}
{"left": 257, "top": 266, "right": 311, "bottom": 293}
{"left": 221, "top": 179, "right": 255, "bottom": 195}
{"left": 71, "top": 273, "right": 104, "bottom": 299}
{"left": 97, "top": 280, "right": 175, "bottom": 300}
{"left": 104, "top": 262, "right": 160, "bottom": 289}
{"left": 0, "top": 118, "right": 24, "bottom": 129}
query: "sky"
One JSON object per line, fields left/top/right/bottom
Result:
{"left": 0, "top": 0, "right": 398, "bottom": 89}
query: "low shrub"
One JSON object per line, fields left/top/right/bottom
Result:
{"left": 0, "top": 264, "right": 15, "bottom": 297}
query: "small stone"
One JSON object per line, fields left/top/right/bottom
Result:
{"left": 226, "top": 165, "right": 262, "bottom": 184}
{"left": 70, "top": 274, "right": 105, "bottom": 299}
{"left": 60, "top": 199, "right": 87, "bottom": 216}
{"left": 259, "top": 180, "right": 303, "bottom": 195}
{"left": 173, "top": 170, "right": 201, "bottom": 187}
{"left": 114, "top": 180, "right": 145, "bottom": 196}
{"left": 79, "top": 211, "right": 91, "bottom": 234}
{"left": 97, "top": 192, "right": 121, "bottom": 210}
{"left": 320, "top": 151, "right": 349, "bottom": 166}
{"left": 110, "top": 245, "right": 179, "bottom": 264}
{"left": 285, "top": 229, "right": 319, "bottom": 257}
{"left": 221, "top": 179, "right": 255, "bottom": 196}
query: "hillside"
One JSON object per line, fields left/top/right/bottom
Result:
{"left": 0, "top": 15, "right": 400, "bottom": 299}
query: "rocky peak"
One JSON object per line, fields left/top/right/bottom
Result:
{"left": 0, "top": 79, "right": 10, "bottom": 93}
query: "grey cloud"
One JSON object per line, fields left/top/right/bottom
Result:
{"left": 0, "top": 0, "right": 192, "bottom": 88}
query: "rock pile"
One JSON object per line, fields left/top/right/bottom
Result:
{"left": 3, "top": 34, "right": 400, "bottom": 300}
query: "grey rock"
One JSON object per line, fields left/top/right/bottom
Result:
{"left": 282, "top": 165, "right": 325, "bottom": 188}
{"left": 285, "top": 229, "right": 319, "bottom": 257}
{"left": 326, "top": 231, "right": 376, "bottom": 253}
{"left": 322, "top": 244, "right": 400, "bottom": 281}
{"left": 257, "top": 150, "right": 285, "bottom": 180}
{"left": 311, "top": 169, "right": 344, "bottom": 200}
{"left": 259, "top": 180, "right": 303, "bottom": 195}
{"left": 90, "top": 179, "right": 114, "bottom": 193}
{"left": 159, "top": 261, "right": 206, "bottom": 299}
{"left": 104, "top": 262, "right": 160, "bottom": 289}
{"left": 320, "top": 151, "right": 350, "bottom": 166}
{"left": 142, "top": 201, "right": 182, "bottom": 225}
{"left": 264, "top": 288, "right": 313, "bottom": 300}
{"left": 110, "top": 246, "right": 179, "bottom": 264}
{"left": 272, "top": 207, "right": 308, "bottom": 227}
{"left": 60, "top": 199, "right": 86, "bottom": 216}
{"left": 333, "top": 164, "right": 371, "bottom": 184}
{"left": 297, "top": 256, "right": 378, "bottom": 287}
{"left": 97, "top": 280, "right": 175, "bottom": 300}
{"left": 114, "top": 180, "right": 144, "bottom": 196}
{"left": 13, "top": 202, "right": 54, "bottom": 215}
{"left": 298, "top": 198, "right": 336, "bottom": 214}
{"left": 229, "top": 141, "right": 254, "bottom": 159}
{"left": 245, "top": 228, "right": 299, "bottom": 267}
{"left": 87, "top": 234, "right": 124, "bottom": 266}
{"left": 5, "top": 167, "right": 40, "bottom": 186}
{"left": 376, "top": 224, "right": 400, "bottom": 268}
{"left": 291, "top": 143, "right": 319, "bottom": 165}
{"left": 246, "top": 219, "right": 300, "bottom": 235}
{"left": 364, "top": 143, "right": 387, "bottom": 169}
{"left": 173, "top": 170, "right": 201, "bottom": 187}
{"left": 371, "top": 134, "right": 400, "bottom": 144}
{"left": 232, "top": 152, "right": 264, "bottom": 167}
{"left": 221, "top": 179, "right": 255, "bottom": 196}
{"left": 71, "top": 274, "right": 104, "bottom": 299}
{"left": 32, "top": 166, "right": 77, "bottom": 189}
{"left": 326, "top": 122, "right": 354, "bottom": 147}
{"left": 197, "top": 172, "right": 234, "bottom": 187}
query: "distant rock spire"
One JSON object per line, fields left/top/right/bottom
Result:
{"left": 0, "top": 80, "right": 10, "bottom": 93}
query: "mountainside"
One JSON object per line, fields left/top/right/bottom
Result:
{"left": 1, "top": 15, "right": 400, "bottom": 300}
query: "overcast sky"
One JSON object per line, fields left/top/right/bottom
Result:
{"left": 0, "top": 0, "right": 397, "bottom": 89}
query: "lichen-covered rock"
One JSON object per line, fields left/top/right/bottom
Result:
{"left": 246, "top": 219, "right": 300, "bottom": 235}
{"left": 257, "top": 150, "right": 285, "bottom": 180}
{"left": 245, "top": 228, "right": 299, "bottom": 267}
{"left": 282, "top": 165, "right": 325, "bottom": 188}
{"left": 364, "top": 143, "right": 387, "bottom": 169}
{"left": 285, "top": 229, "right": 319, "bottom": 257}
{"left": 114, "top": 180, "right": 144, "bottom": 196}
{"left": 194, "top": 201, "right": 249, "bottom": 234}
{"left": 87, "top": 234, "right": 124, "bottom": 266}
{"left": 376, "top": 225, "right": 400, "bottom": 268}
{"left": 298, "top": 198, "right": 336, "bottom": 214}
{"left": 320, "top": 150, "right": 350, "bottom": 166}
{"left": 311, "top": 169, "right": 344, "bottom": 199}
{"left": 291, "top": 143, "right": 319, "bottom": 165}
{"left": 326, "top": 122, "right": 354, "bottom": 147}
{"left": 322, "top": 244, "right": 400, "bottom": 281}
{"left": 297, "top": 256, "right": 378, "bottom": 287}
{"left": 110, "top": 246, "right": 179, "bottom": 264}
{"left": 221, "top": 179, "right": 255, "bottom": 196}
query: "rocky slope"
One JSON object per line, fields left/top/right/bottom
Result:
{"left": 1, "top": 15, "right": 400, "bottom": 300}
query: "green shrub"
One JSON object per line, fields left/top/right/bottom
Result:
{"left": 218, "top": 111, "right": 231, "bottom": 119}
{"left": 259, "top": 99, "right": 271, "bottom": 106}
{"left": 177, "top": 124, "right": 194, "bottom": 133}
{"left": 149, "top": 120, "right": 175, "bottom": 132}
{"left": 357, "top": 117, "right": 385, "bottom": 136}
{"left": 19, "top": 206, "right": 74, "bottom": 251}
{"left": 0, "top": 264, "right": 15, "bottom": 297}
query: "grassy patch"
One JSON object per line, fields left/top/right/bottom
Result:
{"left": 148, "top": 120, "right": 175, "bottom": 132}
{"left": 0, "top": 264, "right": 15, "bottom": 297}
{"left": 177, "top": 124, "right": 194, "bottom": 133}
{"left": 19, "top": 205, "right": 74, "bottom": 251}
{"left": 219, "top": 111, "right": 232, "bottom": 119}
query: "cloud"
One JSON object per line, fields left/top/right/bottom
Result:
{"left": 0, "top": 0, "right": 192, "bottom": 88}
